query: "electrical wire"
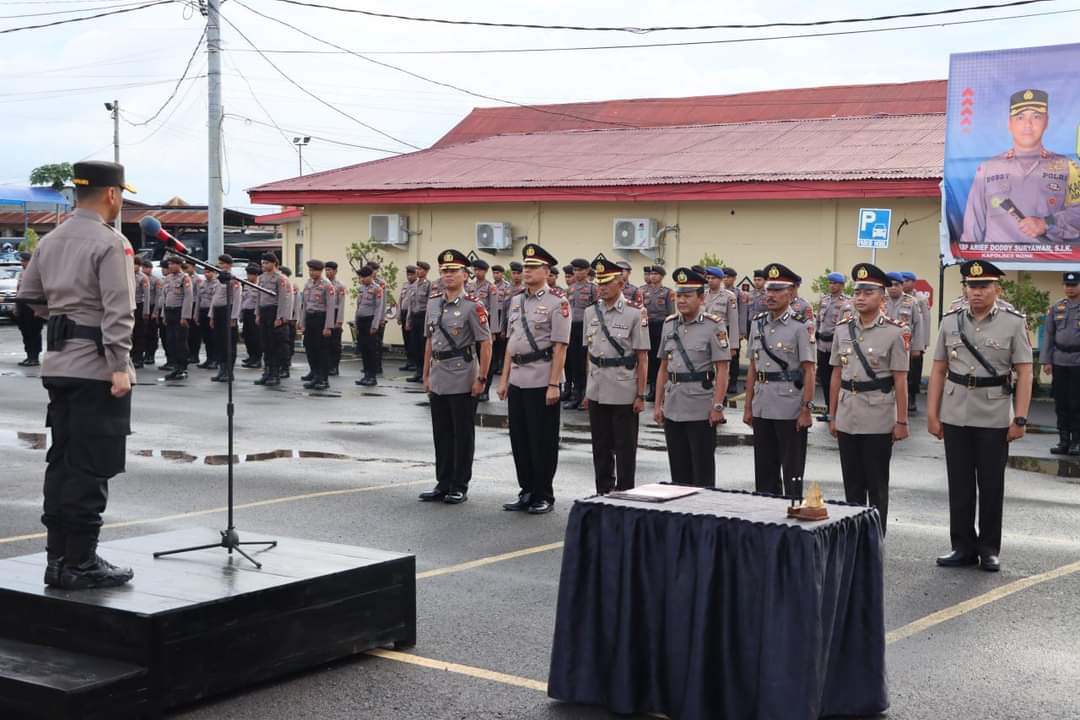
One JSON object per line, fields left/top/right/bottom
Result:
{"left": 0, "top": 0, "right": 152, "bottom": 19}
{"left": 261, "top": 0, "right": 1055, "bottom": 33}
{"left": 0, "top": 0, "right": 174, "bottom": 34}
{"left": 125, "top": 26, "right": 206, "bottom": 127}
{"left": 223, "top": 113, "right": 404, "bottom": 154}
{"left": 218, "top": 11, "right": 422, "bottom": 150}
{"left": 123, "top": 61, "right": 206, "bottom": 146}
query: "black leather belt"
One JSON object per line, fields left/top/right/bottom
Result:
{"left": 46, "top": 316, "right": 104, "bottom": 356}
{"left": 816, "top": 332, "right": 834, "bottom": 343}
{"left": 947, "top": 370, "right": 1008, "bottom": 388}
{"left": 671, "top": 370, "right": 714, "bottom": 384}
{"left": 755, "top": 370, "right": 801, "bottom": 382}
{"left": 840, "top": 377, "right": 894, "bottom": 393}
{"left": 304, "top": 310, "right": 326, "bottom": 317}
{"left": 433, "top": 347, "right": 473, "bottom": 361}
{"left": 1055, "top": 342, "right": 1080, "bottom": 353}
{"left": 589, "top": 354, "right": 636, "bottom": 369}
{"left": 512, "top": 347, "right": 553, "bottom": 364}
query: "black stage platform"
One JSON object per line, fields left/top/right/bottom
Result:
{"left": 0, "top": 529, "right": 416, "bottom": 719}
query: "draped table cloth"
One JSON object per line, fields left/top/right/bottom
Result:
{"left": 547, "top": 488, "right": 887, "bottom": 720}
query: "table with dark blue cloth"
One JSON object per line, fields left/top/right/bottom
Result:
{"left": 547, "top": 488, "right": 887, "bottom": 720}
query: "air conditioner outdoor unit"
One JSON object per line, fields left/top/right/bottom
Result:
{"left": 613, "top": 218, "right": 658, "bottom": 250}
{"left": 369, "top": 214, "right": 408, "bottom": 245}
{"left": 476, "top": 222, "right": 512, "bottom": 251}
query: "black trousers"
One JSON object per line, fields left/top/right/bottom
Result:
{"left": 303, "top": 312, "right": 329, "bottom": 380}
{"left": 908, "top": 353, "right": 924, "bottom": 401}
{"left": 288, "top": 323, "right": 296, "bottom": 361}
{"left": 837, "top": 432, "right": 893, "bottom": 534}
{"left": 164, "top": 308, "right": 189, "bottom": 370}
{"left": 508, "top": 384, "right": 560, "bottom": 503}
{"left": 42, "top": 377, "right": 130, "bottom": 562}
{"left": 588, "top": 403, "right": 639, "bottom": 493}
{"left": 728, "top": 347, "right": 741, "bottom": 394}
{"left": 430, "top": 392, "right": 477, "bottom": 493}
{"left": 752, "top": 417, "right": 806, "bottom": 497}
{"left": 375, "top": 321, "right": 385, "bottom": 373}
{"left": 328, "top": 327, "right": 343, "bottom": 372}
{"left": 816, "top": 349, "right": 833, "bottom": 408}
{"left": 198, "top": 308, "right": 214, "bottom": 363}
{"left": 258, "top": 306, "right": 288, "bottom": 375}
{"left": 663, "top": 419, "right": 715, "bottom": 487}
{"left": 399, "top": 311, "right": 411, "bottom": 364}
{"left": 130, "top": 304, "right": 145, "bottom": 363}
{"left": 187, "top": 309, "right": 202, "bottom": 362}
{"left": 647, "top": 320, "right": 664, "bottom": 388}
{"left": 16, "top": 304, "right": 44, "bottom": 358}
{"left": 355, "top": 315, "right": 378, "bottom": 377}
{"left": 485, "top": 334, "right": 507, "bottom": 392}
{"left": 943, "top": 423, "right": 1008, "bottom": 556}
{"left": 212, "top": 307, "right": 238, "bottom": 369}
{"left": 1051, "top": 364, "right": 1080, "bottom": 432}
{"left": 407, "top": 312, "right": 426, "bottom": 371}
{"left": 242, "top": 308, "right": 262, "bottom": 362}
{"left": 566, "top": 321, "right": 587, "bottom": 397}
{"left": 144, "top": 312, "right": 160, "bottom": 361}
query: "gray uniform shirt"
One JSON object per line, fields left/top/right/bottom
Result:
{"left": 885, "top": 294, "right": 922, "bottom": 349}
{"left": 705, "top": 287, "right": 740, "bottom": 347}
{"left": 621, "top": 282, "right": 643, "bottom": 305}
{"left": 1041, "top": 297, "right": 1080, "bottom": 367}
{"left": 425, "top": 292, "right": 491, "bottom": 395}
{"left": 299, "top": 278, "right": 333, "bottom": 332}
{"left": 746, "top": 288, "right": 768, "bottom": 335}
{"left": 830, "top": 315, "right": 909, "bottom": 434}
{"left": 659, "top": 312, "right": 728, "bottom": 422}
{"left": 257, "top": 270, "right": 293, "bottom": 322}
{"left": 933, "top": 306, "right": 1032, "bottom": 428}
{"left": 198, "top": 276, "right": 217, "bottom": 310}
{"left": 134, "top": 268, "right": 149, "bottom": 307}
{"left": 506, "top": 288, "right": 572, "bottom": 389}
{"left": 355, "top": 282, "right": 385, "bottom": 320}
{"left": 641, "top": 283, "right": 674, "bottom": 323}
{"left": 748, "top": 310, "right": 815, "bottom": 420}
{"left": 148, "top": 275, "right": 163, "bottom": 317}
{"left": 210, "top": 275, "right": 243, "bottom": 321}
{"left": 411, "top": 278, "right": 432, "bottom": 315}
{"left": 584, "top": 298, "right": 650, "bottom": 405}
{"left": 567, "top": 280, "right": 599, "bottom": 323}
{"left": 161, "top": 271, "right": 195, "bottom": 319}
{"left": 816, "top": 293, "right": 853, "bottom": 342}
{"left": 241, "top": 282, "right": 259, "bottom": 311}
{"left": 16, "top": 207, "right": 135, "bottom": 382}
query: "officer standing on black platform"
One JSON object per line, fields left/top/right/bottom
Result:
{"left": 418, "top": 249, "right": 492, "bottom": 505}
{"left": 744, "top": 263, "right": 816, "bottom": 497}
{"left": 209, "top": 254, "right": 242, "bottom": 383}
{"left": 653, "top": 267, "right": 729, "bottom": 487}
{"left": 16, "top": 160, "right": 137, "bottom": 589}
{"left": 497, "top": 244, "right": 570, "bottom": 515}
{"left": 828, "top": 263, "right": 909, "bottom": 534}
{"left": 928, "top": 260, "right": 1032, "bottom": 572}
{"left": 584, "top": 254, "right": 650, "bottom": 493}
{"left": 255, "top": 252, "right": 293, "bottom": 387}
{"left": 1041, "top": 271, "right": 1080, "bottom": 455}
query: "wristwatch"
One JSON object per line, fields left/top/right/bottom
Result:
{"left": 1012, "top": 416, "right": 1028, "bottom": 427}
{"left": 803, "top": 401, "right": 814, "bottom": 410}
{"left": 713, "top": 403, "right": 726, "bottom": 411}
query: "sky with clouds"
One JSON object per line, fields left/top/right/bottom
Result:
{"left": 2, "top": 0, "right": 1079, "bottom": 214}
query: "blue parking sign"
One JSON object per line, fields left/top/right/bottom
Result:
{"left": 857, "top": 208, "right": 891, "bottom": 249}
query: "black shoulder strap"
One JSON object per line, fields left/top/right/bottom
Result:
{"left": 434, "top": 298, "right": 461, "bottom": 351}
{"left": 957, "top": 312, "right": 998, "bottom": 377}
{"left": 518, "top": 293, "right": 541, "bottom": 353}
{"left": 594, "top": 303, "right": 625, "bottom": 356}
{"left": 756, "top": 315, "right": 790, "bottom": 372}
{"left": 670, "top": 318, "right": 698, "bottom": 371}
{"left": 847, "top": 320, "right": 877, "bottom": 378}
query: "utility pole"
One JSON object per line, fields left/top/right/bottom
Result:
{"left": 206, "top": 0, "right": 224, "bottom": 261}
{"left": 293, "top": 136, "right": 310, "bottom": 176}
{"left": 106, "top": 99, "right": 121, "bottom": 232}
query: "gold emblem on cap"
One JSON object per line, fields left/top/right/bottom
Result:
{"left": 597, "top": 262, "right": 606, "bottom": 273}
{"left": 443, "top": 252, "right": 453, "bottom": 262}
{"left": 767, "top": 266, "right": 780, "bottom": 279}
{"left": 1024, "top": 90, "right": 1034, "bottom": 100}
{"left": 856, "top": 267, "right": 868, "bottom": 280}
{"left": 970, "top": 262, "right": 984, "bottom": 277}
{"left": 676, "top": 271, "right": 687, "bottom": 283}
{"left": 526, "top": 247, "right": 536, "bottom": 257}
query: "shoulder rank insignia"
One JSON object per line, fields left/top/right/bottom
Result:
{"left": 753, "top": 311, "right": 768, "bottom": 320}
{"left": 665, "top": 312, "right": 679, "bottom": 322}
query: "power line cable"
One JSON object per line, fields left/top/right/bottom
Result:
{"left": 0, "top": 0, "right": 152, "bottom": 19}
{"left": 218, "top": 10, "right": 422, "bottom": 149}
{"left": 126, "top": 25, "right": 206, "bottom": 126}
{"left": 223, "top": 113, "right": 404, "bottom": 153}
{"left": 0, "top": 0, "right": 173, "bottom": 34}
{"left": 261, "top": 0, "right": 1055, "bottom": 33}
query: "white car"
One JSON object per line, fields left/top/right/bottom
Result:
{"left": 0, "top": 264, "right": 21, "bottom": 321}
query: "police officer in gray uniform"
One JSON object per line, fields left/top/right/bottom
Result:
{"left": 129, "top": 253, "right": 148, "bottom": 368}
{"left": 16, "top": 160, "right": 137, "bottom": 589}
{"left": 815, "top": 272, "right": 853, "bottom": 421}
{"left": 405, "top": 261, "right": 432, "bottom": 382}
{"left": 254, "top": 252, "right": 293, "bottom": 387}
{"left": 828, "top": 263, "right": 909, "bottom": 534}
{"left": 160, "top": 255, "right": 194, "bottom": 381}
{"left": 324, "top": 261, "right": 346, "bottom": 376}
{"left": 298, "top": 259, "right": 334, "bottom": 390}
{"left": 563, "top": 257, "right": 598, "bottom": 409}
{"left": 482, "top": 263, "right": 510, "bottom": 398}
{"left": 1041, "top": 271, "right": 1080, "bottom": 455}
{"left": 398, "top": 265, "right": 417, "bottom": 372}
{"left": 196, "top": 266, "right": 218, "bottom": 370}
{"left": 642, "top": 265, "right": 674, "bottom": 401}
{"left": 209, "top": 254, "right": 242, "bottom": 383}
{"left": 354, "top": 266, "right": 385, "bottom": 386}
{"left": 497, "top": 244, "right": 571, "bottom": 514}
{"left": 418, "top": 249, "right": 492, "bottom": 504}
{"left": 241, "top": 263, "right": 263, "bottom": 368}
{"left": 746, "top": 270, "right": 769, "bottom": 333}
{"left": 928, "top": 260, "right": 1033, "bottom": 572}
{"left": 743, "top": 263, "right": 816, "bottom": 497}
{"left": 901, "top": 271, "right": 931, "bottom": 413}
{"left": 584, "top": 254, "right": 650, "bottom": 493}
{"left": 654, "top": 267, "right": 729, "bottom": 487}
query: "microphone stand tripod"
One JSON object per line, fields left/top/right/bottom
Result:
{"left": 153, "top": 246, "right": 278, "bottom": 569}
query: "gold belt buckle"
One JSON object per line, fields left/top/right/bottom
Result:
{"left": 967, "top": 374, "right": 977, "bottom": 389}
{"left": 756, "top": 371, "right": 767, "bottom": 383}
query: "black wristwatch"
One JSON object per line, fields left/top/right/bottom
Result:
{"left": 1012, "top": 416, "right": 1028, "bottom": 427}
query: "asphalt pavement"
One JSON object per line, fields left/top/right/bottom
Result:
{"left": 0, "top": 322, "right": 1077, "bottom": 719}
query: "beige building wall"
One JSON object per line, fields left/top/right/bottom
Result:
{"left": 274, "top": 197, "right": 1067, "bottom": 356}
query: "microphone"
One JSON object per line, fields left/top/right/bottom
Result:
{"left": 139, "top": 216, "right": 188, "bottom": 254}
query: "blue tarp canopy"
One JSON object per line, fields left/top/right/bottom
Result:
{"left": 0, "top": 186, "right": 70, "bottom": 208}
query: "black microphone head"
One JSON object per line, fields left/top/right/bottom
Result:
{"left": 139, "top": 216, "right": 162, "bottom": 237}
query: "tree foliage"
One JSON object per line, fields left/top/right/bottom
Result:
{"left": 809, "top": 268, "right": 854, "bottom": 310}
{"left": 696, "top": 253, "right": 725, "bottom": 269}
{"left": 999, "top": 272, "right": 1050, "bottom": 334}
{"left": 344, "top": 238, "right": 399, "bottom": 306}
{"left": 18, "top": 228, "right": 39, "bottom": 253}
{"left": 29, "top": 163, "right": 73, "bottom": 191}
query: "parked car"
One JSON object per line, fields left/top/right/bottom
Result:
{"left": 0, "top": 263, "right": 21, "bottom": 321}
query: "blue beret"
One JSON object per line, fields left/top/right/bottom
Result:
{"left": 705, "top": 266, "right": 725, "bottom": 278}
{"left": 826, "top": 272, "right": 845, "bottom": 283}
{"left": 900, "top": 271, "right": 916, "bottom": 282}
{"left": 885, "top": 271, "right": 904, "bottom": 284}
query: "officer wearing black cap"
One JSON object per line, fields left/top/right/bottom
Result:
{"left": 255, "top": 252, "right": 294, "bottom": 386}
{"left": 405, "top": 261, "right": 432, "bottom": 382}
{"left": 354, "top": 265, "right": 385, "bottom": 386}
{"left": 241, "top": 263, "right": 263, "bottom": 368}
{"left": 928, "top": 260, "right": 1032, "bottom": 572}
{"left": 563, "top": 257, "right": 598, "bottom": 409}
{"left": 617, "top": 260, "right": 643, "bottom": 304}
{"left": 322, "top": 261, "right": 345, "bottom": 376}
{"left": 15, "top": 251, "right": 44, "bottom": 366}
{"left": 641, "top": 264, "right": 674, "bottom": 401}
{"left": 159, "top": 255, "right": 194, "bottom": 380}
{"left": 209, "top": 254, "right": 242, "bottom": 383}
{"left": 743, "top": 263, "right": 816, "bottom": 498}
{"left": 828, "top": 263, "right": 909, "bottom": 533}
{"left": 467, "top": 256, "right": 496, "bottom": 400}
{"left": 1041, "top": 271, "right": 1080, "bottom": 455}
{"left": 128, "top": 252, "right": 148, "bottom": 369}
{"left": 298, "top": 259, "right": 333, "bottom": 390}
{"left": 653, "top": 267, "right": 729, "bottom": 487}
{"left": 398, "top": 264, "right": 418, "bottom": 372}
{"left": 15, "top": 160, "right": 137, "bottom": 589}
{"left": 497, "top": 243, "right": 570, "bottom": 514}
{"left": 747, "top": 269, "right": 769, "bottom": 330}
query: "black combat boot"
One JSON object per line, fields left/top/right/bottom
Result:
{"left": 1051, "top": 430, "right": 1070, "bottom": 455}
{"left": 1069, "top": 431, "right": 1080, "bottom": 457}
{"left": 61, "top": 537, "right": 133, "bottom": 591}
{"left": 44, "top": 529, "right": 66, "bottom": 588}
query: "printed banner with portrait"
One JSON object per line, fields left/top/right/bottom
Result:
{"left": 943, "top": 42, "right": 1080, "bottom": 268}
